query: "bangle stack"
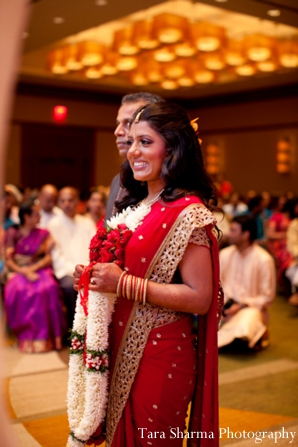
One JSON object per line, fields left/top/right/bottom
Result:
{"left": 116, "top": 271, "right": 148, "bottom": 305}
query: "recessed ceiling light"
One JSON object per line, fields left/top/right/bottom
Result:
{"left": 53, "top": 17, "right": 65, "bottom": 24}
{"left": 214, "top": 0, "right": 228, "bottom": 3}
{"left": 267, "top": 9, "right": 281, "bottom": 17}
{"left": 95, "top": 0, "right": 108, "bottom": 5}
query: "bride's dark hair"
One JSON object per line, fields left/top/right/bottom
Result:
{"left": 116, "top": 101, "right": 218, "bottom": 212}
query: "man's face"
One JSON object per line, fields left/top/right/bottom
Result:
{"left": 87, "top": 192, "right": 105, "bottom": 215}
{"left": 39, "top": 190, "right": 58, "bottom": 213}
{"left": 58, "top": 189, "right": 78, "bottom": 218}
{"left": 228, "top": 222, "right": 245, "bottom": 246}
{"left": 114, "top": 100, "right": 148, "bottom": 159}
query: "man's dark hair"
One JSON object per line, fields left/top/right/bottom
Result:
{"left": 121, "top": 92, "right": 164, "bottom": 105}
{"left": 232, "top": 215, "right": 258, "bottom": 242}
{"left": 286, "top": 197, "right": 298, "bottom": 220}
{"left": 247, "top": 195, "right": 263, "bottom": 212}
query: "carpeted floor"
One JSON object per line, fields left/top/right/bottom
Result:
{"left": 2, "top": 295, "right": 298, "bottom": 446}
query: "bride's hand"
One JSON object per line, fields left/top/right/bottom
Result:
{"left": 89, "top": 263, "right": 123, "bottom": 294}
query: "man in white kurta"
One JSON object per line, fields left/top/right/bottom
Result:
{"left": 218, "top": 215, "right": 276, "bottom": 349}
{"left": 286, "top": 214, "right": 298, "bottom": 305}
{"left": 48, "top": 187, "right": 96, "bottom": 329}
{"left": 37, "top": 184, "right": 62, "bottom": 229}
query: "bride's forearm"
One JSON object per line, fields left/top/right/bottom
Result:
{"left": 146, "top": 280, "right": 212, "bottom": 315}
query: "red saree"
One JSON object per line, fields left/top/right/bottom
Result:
{"left": 89, "top": 196, "right": 221, "bottom": 447}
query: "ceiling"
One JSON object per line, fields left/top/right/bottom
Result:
{"left": 19, "top": 0, "right": 298, "bottom": 100}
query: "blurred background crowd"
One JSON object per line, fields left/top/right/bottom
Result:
{"left": 1, "top": 177, "right": 297, "bottom": 353}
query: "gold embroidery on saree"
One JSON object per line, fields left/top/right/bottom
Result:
{"left": 105, "top": 204, "right": 216, "bottom": 446}
{"left": 189, "top": 226, "right": 210, "bottom": 247}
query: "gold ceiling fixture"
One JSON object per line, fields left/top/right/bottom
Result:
{"left": 235, "top": 63, "right": 257, "bottom": 77}
{"left": 132, "top": 19, "right": 160, "bottom": 50}
{"left": 113, "top": 27, "right": 140, "bottom": 55}
{"left": 78, "top": 41, "right": 106, "bottom": 66}
{"left": 225, "top": 39, "right": 246, "bottom": 66}
{"left": 152, "top": 13, "right": 189, "bottom": 44}
{"left": 47, "top": 10, "right": 298, "bottom": 90}
{"left": 279, "top": 40, "right": 298, "bottom": 68}
{"left": 192, "top": 22, "right": 226, "bottom": 52}
{"left": 244, "top": 34, "right": 275, "bottom": 62}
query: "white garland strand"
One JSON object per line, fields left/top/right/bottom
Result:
{"left": 106, "top": 202, "right": 150, "bottom": 231}
{"left": 66, "top": 200, "right": 157, "bottom": 447}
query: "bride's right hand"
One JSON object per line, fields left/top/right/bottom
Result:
{"left": 73, "top": 264, "right": 85, "bottom": 291}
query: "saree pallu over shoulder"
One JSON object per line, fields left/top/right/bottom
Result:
{"left": 105, "top": 197, "right": 220, "bottom": 447}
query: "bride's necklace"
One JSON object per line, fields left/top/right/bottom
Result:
{"left": 140, "top": 188, "right": 165, "bottom": 208}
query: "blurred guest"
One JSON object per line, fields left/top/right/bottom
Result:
{"left": 85, "top": 187, "right": 106, "bottom": 228}
{"left": 218, "top": 215, "right": 275, "bottom": 349}
{"left": 48, "top": 187, "right": 96, "bottom": 328}
{"left": 222, "top": 191, "right": 248, "bottom": 221}
{"left": 37, "top": 184, "right": 62, "bottom": 229}
{"left": 2, "top": 190, "right": 17, "bottom": 230}
{"left": 285, "top": 190, "right": 296, "bottom": 201}
{"left": 285, "top": 198, "right": 298, "bottom": 306}
{"left": 246, "top": 189, "right": 257, "bottom": 202}
{"left": 0, "top": 226, "right": 4, "bottom": 274}
{"left": 246, "top": 195, "right": 266, "bottom": 242}
{"left": 21, "top": 186, "right": 39, "bottom": 202}
{"left": 267, "top": 196, "right": 292, "bottom": 290}
{"left": 5, "top": 184, "right": 23, "bottom": 205}
{"left": 2, "top": 187, "right": 20, "bottom": 229}
{"left": 98, "top": 184, "right": 110, "bottom": 198}
{"left": 261, "top": 190, "right": 273, "bottom": 219}
{"left": 3, "top": 198, "right": 65, "bottom": 353}
{"left": 213, "top": 197, "right": 230, "bottom": 249}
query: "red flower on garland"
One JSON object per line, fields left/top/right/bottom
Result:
{"left": 78, "top": 224, "right": 133, "bottom": 315}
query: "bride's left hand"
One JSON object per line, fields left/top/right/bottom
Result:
{"left": 89, "top": 263, "right": 123, "bottom": 294}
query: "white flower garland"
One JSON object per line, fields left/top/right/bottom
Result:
{"left": 66, "top": 201, "right": 155, "bottom": 447}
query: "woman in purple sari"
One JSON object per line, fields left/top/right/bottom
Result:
{"left": 4, "top": 198, "right": 65, "bottom": 353}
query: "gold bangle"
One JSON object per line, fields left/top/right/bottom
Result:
{"left": 122, "top": 274, "right": 128, "bottom": 299}
{"left": 126, "top": 275, "right": 132, "bottom": 300}
{"left": 135, "top": 277, "right": 141, "bottom": 302}
{"left": 143, "top": 278, "right": 148, "bottom": 305}
{"left": 138, "top": 278, "right": 144, "bottom": 303}
{"left": 130, "top": 275, "right": 136, "bottom": 301}
{"left": 116, "top": 271, "right": 127, "bottom": 298}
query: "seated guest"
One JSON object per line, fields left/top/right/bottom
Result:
{"left": 3, "top": 198, "right": 65, "bottom": 353}
{"left": 37, "top": 184, "right": 62, "bottom": 229}
{"left": 267, "top": 196, "right": 292, "bottom": 292}
{"left": 286, "top": 198, "right": 298, "bottom": 306}
{"left": 2, "top": 189, "right": 20, "bottom": 230}
{"left": 246, "top": 195, "right": 266, "bottom": 243}
{"left": 48, "top": 187, "right": 96, "bottom": 329}
{"left": 212, "top": 196, "right": 230, "bottom": 249}
{"left": 0, "top": 226, "right": 4, "bottom": 274}
{"left": 261, "top": 190, "right": 273, "bottom": 219}
{"left": 218, "top": 215, "right": 276, "bottom": 349}
{"left": 85, "top": 187, "right": 106, "bottom": 228}
{"left": 222, "top": 191, "right": 248, "bottom": 221}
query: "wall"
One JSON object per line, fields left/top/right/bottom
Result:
{"left": 6, "top": 92, "right": 121, "bottom": 189}
{"left": 192, "top": 93, "right": 298, "bottom": 195}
